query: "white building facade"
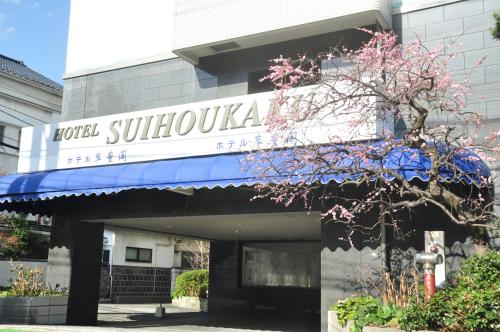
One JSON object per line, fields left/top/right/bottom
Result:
{"left": 0, "top": 1, "right": 498, "bottom": 330}
{"left": 0, "top": 54, "right": 62, "bottom": 173}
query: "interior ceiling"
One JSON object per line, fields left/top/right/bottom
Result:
{"left": 86, "top": 212, "right": 321, "bottom": 241}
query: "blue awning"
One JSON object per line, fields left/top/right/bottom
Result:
{"left": 0, "top": 153, "right": 256, "bottom": 203}
{"left": 0, "top": 146, "right": 490, "bottom": 203}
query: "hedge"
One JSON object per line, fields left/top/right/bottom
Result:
{"left": 171, "top": 269, "right": 209, "bottom": 299}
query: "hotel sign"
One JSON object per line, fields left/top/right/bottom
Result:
{"left": 18, "top": 86, "right": 384, "bottom": 172}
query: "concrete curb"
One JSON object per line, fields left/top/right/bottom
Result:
{"left": 328, "top": 310, "right": 436, "bottom": 332}
{"left": 0, "top": 295, "right": 68, "bottom": 324}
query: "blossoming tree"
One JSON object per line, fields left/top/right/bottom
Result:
{"left": 251, "top": 30, "right": 499, "bottom": 244}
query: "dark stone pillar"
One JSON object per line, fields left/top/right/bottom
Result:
{"left": 320, "top": 221, "right": 384, "bottom": 332}
{"left": 46, "top": 216, "right": 104, "bottom": 325}
{"left": 208, "top": 241, "right": 241, "bottom": 313}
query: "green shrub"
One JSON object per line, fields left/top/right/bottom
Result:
{"left": 330, "top": 296, "right": 401, "bottom": 332}
{"left": 399, "top": 287, "right": 459, "bottom": 331}
{"left": 8, "top": 263, "right": 66, "bottom": 297}
{"left": 400, "top": 250, "right": 500, "bottom": 332}
{"left": 0, "top": 214, "right": 30, "bottom": 259}
{"left": 171, "top": 269, "right": 208, "bottom": 299}
{"left": 0, "top": 214, "right": 49, "bottom": 260}
{"left": 455, "top": 249, "right": 500, "bottom": 291}
{"left": 493, "top": 12, "right": 500, "bottom": 40}
{"left": 0, "top": 286, "right": 10, "bottom": 297}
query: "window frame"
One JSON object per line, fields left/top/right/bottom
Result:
{"left": 125, "top": 246, "right": 153, "bottom": 263}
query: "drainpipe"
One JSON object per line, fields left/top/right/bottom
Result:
{"left": 153, "top": 267, "right": 157, "bottom": 296}
{"left": 109, "top": 247, "right": 113, "bottom": 301}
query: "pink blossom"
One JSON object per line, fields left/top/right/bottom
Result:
{"left": 251, "top": 29, "right": 499, "bottom": 245}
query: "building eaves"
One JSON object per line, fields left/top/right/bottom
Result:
{"left": 0, "top": 54, "right": 63, "bottom": 92}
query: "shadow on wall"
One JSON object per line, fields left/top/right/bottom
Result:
{"left": 388, "top": 202, "right": 492, "bottom": 279}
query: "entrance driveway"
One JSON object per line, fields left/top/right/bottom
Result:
{"left": 98, "top": 303, "right": 319, "bottom": 331}
{"left": 0, "top": 304, "right": 319, "bottom": 332}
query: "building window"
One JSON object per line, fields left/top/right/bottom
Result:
{"left": 125, "top": 247, "right": 152, "bottom": 263}
{"left": 180, "top": 251, "right": 191, "bottom": 269}
{"left": 241, "top": 242, "right": 320, "bottom": 288}
{"left": 0, "top": 125, "right": 5, "bottom": 144}
{"left": 248, "top": 70, "right": 274, "bottom": 94}
{"left": 102, "top": 249, "right": 110, "bottom": 265}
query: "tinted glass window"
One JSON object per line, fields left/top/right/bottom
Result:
{"left": 248, "top": 70, "right": 274, "bottom": 94}
{"left": 241, "top": 242, "right": 320, "bottom": 288}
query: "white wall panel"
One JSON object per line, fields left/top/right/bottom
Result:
{"left": 65, "top": 0, "right": 177, "bottom": 76}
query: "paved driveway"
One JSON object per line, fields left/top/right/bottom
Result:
{"left": 1, "top": 303, "right": 319, "bottom": 332}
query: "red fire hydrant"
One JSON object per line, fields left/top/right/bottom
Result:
{"left": 415, "top": 252, "right": 443, "bottom": 301}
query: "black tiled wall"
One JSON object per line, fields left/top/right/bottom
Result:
{"left": 101, "top": 265, "right": 171, "bottom": 298}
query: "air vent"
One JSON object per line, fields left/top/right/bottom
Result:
{"left": 209, "top": 41, "right": 240, "bottom": 53}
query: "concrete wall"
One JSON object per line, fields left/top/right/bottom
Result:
{"left": 61, "top": 28, "right": 371, "bottom": 122}
{"left": 61, "top": 58, "right": 218, "bottom": 121}
{"left": 392, "top": 0, "right": 500, "bottom": 209}
{"left": 0, "top": 295, "right": 68, "bottom": 325}
{"left": 0, "top": 149, "right": 18, "bottom": 175}
{"left": 0, "top": 260, "right": 47, "bottom": 287}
